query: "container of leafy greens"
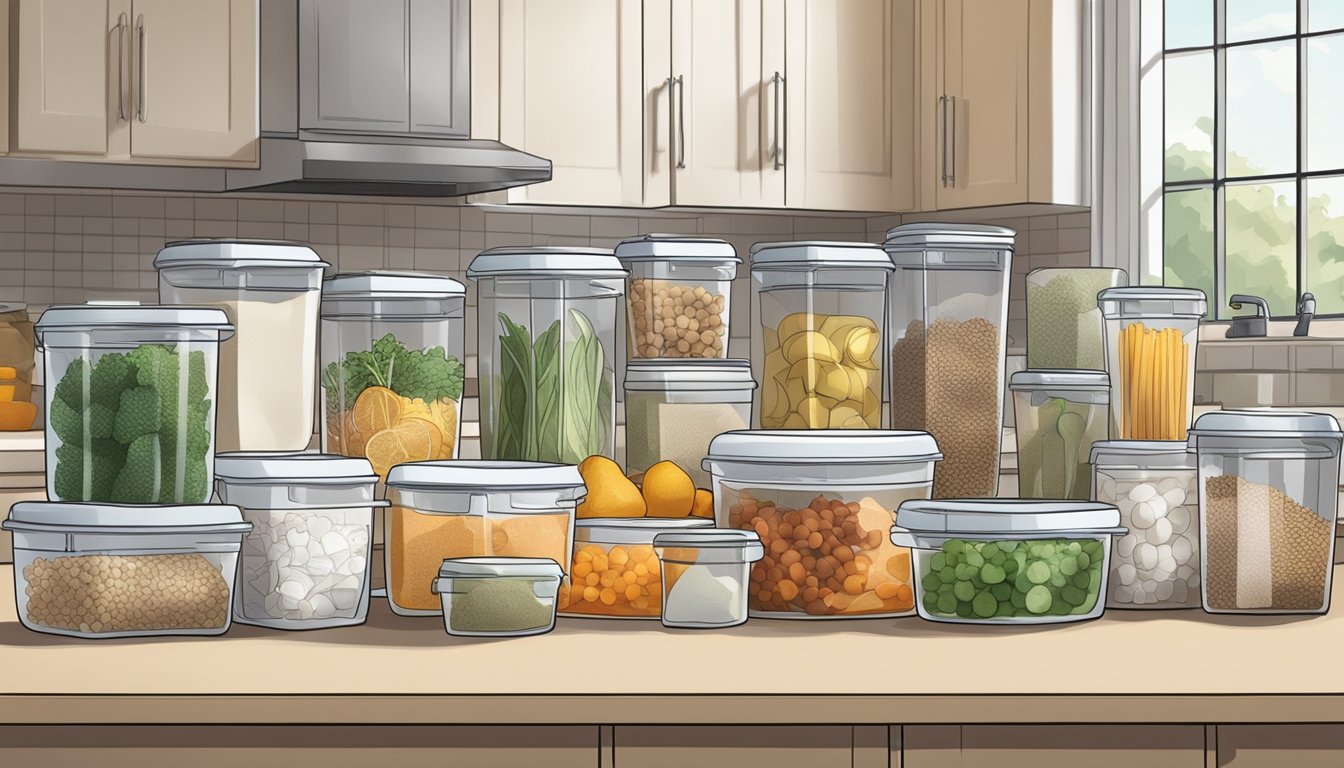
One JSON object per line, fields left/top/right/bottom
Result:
{"left": 1009, "top": 370, "right": 1110, "bottom": 501}
{"left": 468, "top": 247, "right": 627, "bottom": 464}
{"left": 34, "top": 304, "right": 235, "bottom": 504}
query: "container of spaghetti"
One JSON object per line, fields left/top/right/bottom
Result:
{"left": 1098, "top": 287, "right": 1206, "bottom": 441}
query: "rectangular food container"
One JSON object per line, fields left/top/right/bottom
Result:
{"left": 892, "top": 499, "right": 1124, "bottom": 624}
{"left": 655, "top": 529, "right": 763, "bottom": 629}
{"left": 623, "top": 360, "right": 754, "bottom": 486}
{"left": 1026, "top": 268, "right": 1127, "bottom": 370}
{"left": 433, "top": 557, "right": 564, "bottom": 637}
{"left": 616, "top": 234, "right": 739, "bottom": 360}
{"left": 560, "top": 517, "right": 713, "bottom": 619}
{"left": 3, "top": 502, "right": 251, "bottom": 638}
{"left": 1010, "top": 370, "right": 1110, "bottom": 500}
{"left": 1099, "top": 287, "right": 1206, "bottom": 441}
{"left": 704, "top": 430, "right": 941, "bottom": 618}
{"left": 0, "top": 302, "right": 38, "bottom": 430}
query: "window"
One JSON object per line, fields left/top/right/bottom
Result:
{"left": 1161, "top": 0, "right": 1344, "bottom": 319}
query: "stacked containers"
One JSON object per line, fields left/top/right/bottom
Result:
{"left": 1098, "top": 287, "right": 1206, "bottom": 441}
{"left": 750, "top": 242, "right": 892, "bottom": 430}
{"left": 623, "top": 360, "right": 755, "bottom": 485}
{"left": 1026, "top": 268, "right": 1127, "bottom": 370}
{"left": 885, "top": 224, "right": 1014, "bottom": 498}
{"left": 468, "top": 248, "right": 626, "bottom": 463}
{"left": 561, "top": 516, "right": 714, "bottom": 618}
{"left": 615, "top": 235, "right": 739, "bottom": 360}
{"left": 1009, "top": 370, "right": 1110, "bottom": 500}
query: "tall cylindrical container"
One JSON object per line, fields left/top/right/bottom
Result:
{"left": 1098, "top": 287, "right": 1206, "bottom": 441}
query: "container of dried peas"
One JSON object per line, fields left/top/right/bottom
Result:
{"left": 616, "top": 234, "right": 739, "bottom": 360}
{"left": 559, "top": 517, "right": 713, "bottom": 618}
{"left": 1098, "top": 287, "right": 1206, "bottom": 441}
{"left": 704, "top": 430, "right": 941, "bottom": 619}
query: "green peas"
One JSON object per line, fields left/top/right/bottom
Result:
{"left": 1059, "top": 556, "right": 1078, "bottom": 576}
{"left": 1025, "top": 561, "right": 1051, "bottom": 585}
{"left": 953, "top": 580, "right": 976, "bottom": 601}
{"left": 964, "top": 549, "right": 985, "bottom": 568}
{"left": 955, "top": 563, "right": 976, "bottom": 581}
{"left": 980, "top": 563, "right": 1006, "bottom": 584}
{"left": 972, "top": 591, "right": 998, "bottom": 618}
{"left": 930, "top": 552, "right": 947, "bottom": 572}
{"left": 936, "top": 592, "right": 958, "bottom": 614}
{"left": 920, "top": 537, "right": 1107, "bottom": 622}
{"left": 1025, "top": 585, "right": 1053, "bottom": 614}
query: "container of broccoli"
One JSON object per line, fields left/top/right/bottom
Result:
{"left": 35, "top": 305, "right": 235, "bottom": 503}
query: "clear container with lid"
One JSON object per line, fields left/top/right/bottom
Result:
{"left": 616, "top": 235, "right": 739, "bottom": 360}
{"left": 2, "top": 502, "right": 251, "bottom": 638}
{"left": 0, "top": 302, "right": 37, "bottom": 429}
{"left": 1099, "top": 287, "right": 1207, "bottom": 441}
{"left": 1010, "top": 370, "right": 1110, "bottom": 500}
{"left": 155, "top": 240, "right": 328, "bottom": 453}
{"left": 704, "top": 430, "right": 942, "bottom": 618}
{"left": 560, "top": 517, "right": 713, "bottom": 618}
{"left": 35, "top": 305, "right": 234, "bottom": 504}
{"left": 750, "top": 241, "right": 892, "bottom": 431}
{"left": 885, "top": 224, "right": 1015, "bottom": 499}
{"left": 468, "top": 248, "right": 627, "bottom": 463}
{"left": 433, "top": 557, "right": 564, "bottom": 637}
{"left": 383, "top": 460, "right": 584, "bottom": 616}
{"left": 1090, "top": 440, "right": 1201, "bottom": 609}
{"left": 655, "top": 528, "right": 763, "bottom": 629}
{"left": 624, "top": 360, "right": 755, "bottom": 485}
{"left": 215, "top": 452, "right": 385, "bottom": 630}
{"left": 892, "top": 499, "right": 1124, "bottom": 624}
{"left": 1026, "top": 268, "right": 1127, "bottom": 370}
{"left": 1188, "top": 410, "right": 1343, "bottom": 614}
{"left": 320, "top": 271, "right": 466, "bottom": 479}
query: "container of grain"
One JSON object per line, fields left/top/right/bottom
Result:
{"left": 1026, "top": 268, "right": 1127, "bottom": 370}
{"left": 1187, "top": 410, "right": 1343, "bottom": 614}
{"left": 1099, "top": 287, "right": 1206, "bottom": 441}
{"left": 35, "top": 305, "right": 235, "bottom": 504}
{"left": 433, "top": 557, "right": 564, "bottom": 637}
{"left": 1091, "top": 440, "right": 1201, "bottom": 609}
{"left": 655, "top": 528, "right": 763, "bottom": 629}
{"left": 616, "top": 235, "right": 738, "bottom": 360}
{"left": 560, "top": 517, "right": 713, "bottom": 619}
{"left": 749, "top": 241, "right": 892, "bottom": 430}
{"left": 885, "top": 224, "right": 1014, "bottom": 499}
{"left": 2, "top": 501, "right": 251, "bottom": 638}
{"left": 468, "top": 248, "right": 627, "bottom": 463}
{"left": 155, "top": 240, "right": 328, "bottom": 453}
{"left": 1010, "top": 370, "right": 1109, "bottom": 500}
{"left": 892, "top": 499, "right": 1124, "bottom": 624}
{"left": 383, "top": 461, "right": 584, "bottom": 616}
{"left": 624, "top": 360, "right": 755, "bottom": 485}
{"left": 704, "top": 430, "right": 941, "bottom": 618}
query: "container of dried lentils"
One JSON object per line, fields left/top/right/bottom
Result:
{"left": 559, "top": 516, "right": 713, "bottom": 618}
{"left": 703, "top": 430, "right": 942, "bottom": 618}
{"left": 884, "top": 224, "right": 1014, "bottom": 498}
{"left": 1188, "top": 410, "right": 1343, "bottom": 614}
{"left": 615, "top": 234, "right": 738, "bottom": 360}
{"left": 3, "top": 502, "right": 251, "bottom": 638}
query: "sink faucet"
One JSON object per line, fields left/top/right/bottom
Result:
{"left": 1226, "top": 294, "right": 1268, "bottom": 338}
{"left": 1294, "top": 292, "right": 1315, "bottom": 337}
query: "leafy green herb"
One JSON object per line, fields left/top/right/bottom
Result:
{"left": 323, "top": 333, "right": 465, "bottom": 412}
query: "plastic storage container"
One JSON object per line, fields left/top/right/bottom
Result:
{"left": 1010, "top": 370, "right": 1110, "bottom": 500}
{"left": 616, "top": 234, "right": 739, "bottom": 359}
{"left": 704, "top": 430, "right": 941, "bottom": 618}
{"left": 560, "top": 517, "right": 713, "bottom": 618}
{"left": 885, "top": 224, "right": 1014, "bottom": 499}
{"left": 0, "top": 303, "right": 37, "bottom": 428}
{"left": 383, "top": 461, "right": 584, "bottom": 616}
{"left": 655, "top": 528, "right": 763, "bottom": 629}
{"left": 433, "top": 557, "right": 564, "bottom": 637}
{"left": 1188, "top": 410, "right": 1343, "bottom": 614}
{"left": 750, "top": 241, "right": 892, "bottom": 430}
{"left": 468, "top": 248, "right": 627, "bottom": 463}
{"left": 1091, "top": 440, "right": 1201, "bottom": 609}
{"left": 320, "top": 272, "right": 466, "bottom": 478}
{"left": 1026, "top": 268, "right": 1127, "bottom": 370}
{"left": 215, "top": 452, "right": 383, "bottom": 630}
{"left": 0, "top": 366, "right": 37, "bottom": 431}
{"left": 1099, "top": 287, "right": 1207, "bottom": 441}
{"left": 892, "top": 499, "right": 1124, "bottom": 624}
{"left": 624, "top": 360, "right": 755, "bottom": 485}
{"left": 3, "top": 502, "right": 251, "bottom": 638}
{"left": 34, "top": 305, "right": 234, "bottom": 504}
{"left": 155, "top": 240, "right": 328, "bottom": 453}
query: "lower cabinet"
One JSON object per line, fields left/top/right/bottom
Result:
{"left": 1216, "top": 725, "right": 1344, "bottom": 767}
{"left": 903, "top": 725, "right": 1208, "bottom": 767}
{"left": 614, "top": 725, "right": 863, "bottom": 768}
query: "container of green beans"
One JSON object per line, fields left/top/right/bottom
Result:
{"left": 892, "top": 499, "right": 1124, "bottom": 624}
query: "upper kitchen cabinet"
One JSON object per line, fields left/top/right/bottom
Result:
{"left": 0, "top": 0, "right": 10, "bottom": 154}
{"left": 14, "top": 0, "right": 113, "bottom": 156}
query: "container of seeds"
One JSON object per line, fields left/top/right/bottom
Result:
{"left": 1026, "top": 268, "right": 1127, "bottom": 370}
{"left": 616, "top": 234, "right": 739, "bottom": 360}
{"left": 433, "top": 557, "right": 564, "bottom": 637}
{"left": 1010, "top": 370, "right": 1109, "bottom": 500}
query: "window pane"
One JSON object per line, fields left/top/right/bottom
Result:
{"left": 1225, "top": 181, "right": 1297, "bottom": 318}
{"left": 1227, "top": 0, "right": 1296, "bottom": 42}
{"left": 1309, "top": 0, "right": 1344, "bottom": 33}
{"left": 1166, "top": 51, "right": 1215, "bottom": 181}
{"left": 1306, "top": 176, "right": 1344, "bottom": 315}
{"left": 1226, "top": 40, "right": 1297, "bottom": 177}
{"left": 1164, "top": 188, "right": 1216, "bottom": 306}
{"left": 1166, "top": 0, "right": 1213, "bottom": 49}
{"left": 1307, "top": 33, "right": 1344, "bottom": 171}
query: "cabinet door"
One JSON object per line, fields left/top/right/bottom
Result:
{"left": 409, "top": 0, "right": 469, "bottom": 135}
{"left": 936, "top": 0, "right": 1029, "bottom": 208}
{"left": 616, "top": 726, "right": 856, "bottom": 768}
{"left": 16, "top": 0, "right": 116, "bottom": 155}
{"left": 499, "top": 0, "right": 644, "bottom": 206}
{"left": 783, "top": 0, "right": 915, "bottom": 212}
{"left": 130, "top": 0, "right": 257, "bottom": 163}
{"left": 904, "top": 725, "right": 1207, "bottom": 768}
{"left": 300, "top": 0, "right": 410, "bottom": 133}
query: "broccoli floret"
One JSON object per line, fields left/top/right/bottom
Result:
{"left": 89, "top": 352, "right": 136, "bottom": 408}
{"left": 187, "top": 349, "right": 209, "bottom": 402}
{"left": 53, "top": 358, "right": 90, "bottom": 411}
{"left": 112, "top": 386, "right": 161, "bottom": 444}
{"left": 49, "top": 397, "right": 85, "bottom": 446}
{"left": 53, "top": 441, "right": 85, "bottom": 500}
{"left": 110, "top": 435, "right": 161, "bottom": 503}
{"left": 89, "top": 439, "right": 127, "bottom": 500}
{"left": 88, "top": 402, "right": 115, "bottom": 440}
{"left": 324, "top": 334, "right": 466, "bottom": 411}
{"left": 49, "top": 440, "right": 123, "bottom": 500}
{"left": 393, "top": 344, "right": 466, "bottom": 403}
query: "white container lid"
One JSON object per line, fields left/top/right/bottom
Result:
{"left": 1097, "top": 287, "right": 1207, "bottom": 318}
{"left": 3, "top": 501, "right": 251, "bottom": 533}
{"left": 214, "top": 452, "right": 378, "bottom": 484}
{"left": 322, "top": 270, "right": 466, "bottom": 299}
{"left": 386, "top": 460, "right": 585, "bottom": 491}
{"left": 1090, "top": 440, "right": 1195, "bottom": 468}
{"left": 577, "top": 516, "right": 714, "bottom": 544}
{"left": 624, "top": 360, "right": 756, "bottom": 392}
{"left": 154, "top": 239, "right": 329, "bottom": 269}
{"left": 615, "top": 234, "right": 740, "bottom": 264}
{"left": 883, "top": 223, "right": 1017, "bottom": 251}
{"left": 436, "top": 556, "right": 565, "bottom": 580}
{"left": 749, "top": 241, "right": 894, "bottom": 270}
{"left": 1188, "top": 409, "right": 1344, "bottom": 441}
{"left": 35, "top": 304, "right": 235, "bottom": 345}
{"left": 653, "top": 528, "right": 764, "bottom": 560}
{"left": 467, "top": 246, "right": 628, "bottom": 279}
{"left": 895, "top": 499, "right": 1122, "bottom": 534}
{"left": 1010, "top": 369, "right": 1110, "bottom": 391}
{"left": 706, "top": 430, "right": 942, "bottom": 465}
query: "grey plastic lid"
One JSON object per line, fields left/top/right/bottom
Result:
{"left": 883, "top": 223, "right": 1017, "bottom": 251}
{"left": 467, "top": 246, "right": 628, "bottom": 279}
{"left": 577, "top": 516, "right": 714, "bottom": 544}
{"left": 1090, "top": 440, "right": 1195, "bottom": 468}
{"left": 35, "top": 304, "right": 235, "bottom": 344}
{"left": 895, "top": 499, "right": 1121, "bottom": 534}
{"left": 1187, "top": 409, "right": 1344, "bottom": 441}
{"left": 214, "top": 452, "right": 378, "bottom": 484}
{"left": 322, "top": 270, "right": 466, "bottom": 299}
{"left": 1010, "top": 369, "right": 1110, "bottom": 391}
{"left": 653, "top": 528, "right": 765, "bottom": 561}
{"left": 386, "top": 460, "right": 585, "bottom": 491}
{"left": 436, "top": 557, "right": 565, "bottom": 580}
{"left": 1097, "top": 287, "right": 1207, "bottom": 318}
{"left": 3, "top": 502, "right": 250, "bottom": 532}
{"left": 615, "top": 234, "right": 740, "bottom": 263}
{"left": 749, "top": 241, "right": 894, "bottom": 270}
{"left": 706, "top": 430, "right": 942, "bottom": 465}
{"left": 154, "top": 239, "right": 329, "bottom": 269}
{"left": 624, "top": 360, "right": 757, "bottom": 392}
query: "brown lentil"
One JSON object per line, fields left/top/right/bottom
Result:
{"left": 628, "top": 279, "right": 727, "bottom": 359}
{"left": 22, "top": 554, "right": 230, "bottom": 633}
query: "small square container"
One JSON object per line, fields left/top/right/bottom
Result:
{"left": 892, "top": 499, "right": 1124, "bottom": 624}
{"left": 654, "top": 529, "right": 763, "bottom": 629}
{"left": 560, "top": 517, "right": 714, "bottom": 618}
{"left": 432, "top": 557, "right": 564, "bottom": 637}
{"left": 1098, "top": 287, "right": 1206, "bottom": 441}
{"left": 3, "top": 502, "right": 252, "bottom": 638}
{"left": 1010, "top": 370, "right": 1110, "bottom": 500}
{"left": 616, "top": 235, "right": 739, "bottom": 360}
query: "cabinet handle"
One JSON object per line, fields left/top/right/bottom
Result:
{"left": 135, "top": 14, "right": 146, "bottom": 123}
{"left": 116, "top": 14, "right": 128, "bottom": 122}
{"left": 948, "top": 95, "right": 956, "bottom": 187}
{"left": 938, "top": 95, "right": 947, "bottom": 187}
{"left": 771, "top": 71, "right": 784, "bottom": 170}
{"left": 675, "top": 74, "right": 686, "bottom": 169}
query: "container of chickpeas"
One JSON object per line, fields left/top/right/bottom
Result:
{"left": 559, "top": 517, "right": 714, "bottom": 618}
{"left": 703, "top": 430, "right": 941, "bottom": 619}
{"left": 616, "top": 234, "right": 738, "bottom": 360}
